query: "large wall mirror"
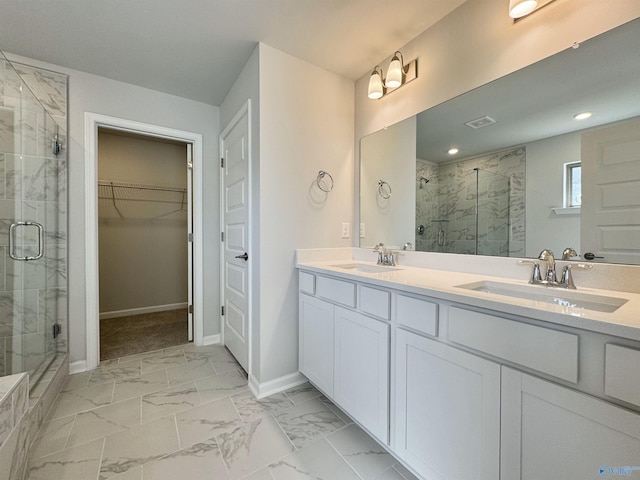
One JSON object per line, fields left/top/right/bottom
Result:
{"left": 360, "top": 17, "right": 640, "bottom": 265}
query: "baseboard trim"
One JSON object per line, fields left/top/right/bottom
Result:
{"left": 69, "top": 360, "right": 88, "bottom": 374}
{"left": 248, "top": 371, "right": 308, "bottom": 399}
{"left": 99, "top": 302, "right": 188, "bottom": 320}
{"left": 203, "top": 334, "right": 221, "bottom": 346}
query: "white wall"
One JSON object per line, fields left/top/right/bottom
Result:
{"left": 256, "top": 44, "right": 354, "bottom": 384}
{"left": 6, "top": 53, "right": 220, "bottom": 364}
{"left": 360, "top": 116, "right": 416, "bottom": 249}
{"left": 526, "top": 131, "right": 581, "bottom": 257}
{"left": 98, "top": 132, "right": 188, "bottom": 314}
{"left": 354, "top": 0, "right": 640, "bottom": 235}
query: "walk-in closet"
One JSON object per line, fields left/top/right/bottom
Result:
{"left": 97, "top": 129, "right": 191, "bottom": 360}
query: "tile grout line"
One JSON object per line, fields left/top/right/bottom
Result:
{"left": 95, "top": 437, "right": 106, "bottom": 480}
{"left": 323, "top": 436, "right": 367, "bottom": 480}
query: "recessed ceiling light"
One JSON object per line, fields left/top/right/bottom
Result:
{"left": 448, "top": 147, "right": 459, "bottom": 155}
{"left": 573, "top": 112, "right": 592, "bottom": 120}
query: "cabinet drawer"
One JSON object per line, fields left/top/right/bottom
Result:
{"left": 605, "top": 344, "right": 640, "bottom": 407}
{"left": 316, "top": 275, "right": 356, "bottom": 308}
{"left": 360, "top": 286, "right": 390, "bottom": 320}
{"left": 299, "top": 271, "right": 316, "bottom": 295}
{"left": 448, "top": 307, "right": 578, "bottom": 383}
{"left": 396, "top": 294, "right": 438, "bottom": 336}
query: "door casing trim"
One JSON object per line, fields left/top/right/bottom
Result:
{"left": 84, "top": 112, "right": 204, "bottom": 371}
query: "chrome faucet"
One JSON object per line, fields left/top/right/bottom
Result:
{"left": 562, "top": 247, "right": 578, "bottom": 260}
{"left": 373, "top": 242, "right": 396, "bottom": 266}
{"left": 538, "top": 249, "right": 557, "bottom": 284}
{"left": 518, "top": 248, "right": 592, "bottom": 289}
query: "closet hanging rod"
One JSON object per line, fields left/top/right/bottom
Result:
{"left": 97, "top": 180, "right": 187, "bottom": 193}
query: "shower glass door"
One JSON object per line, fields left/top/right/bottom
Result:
{"left": 1, "top": 52, "right": 66, "bottom": 387}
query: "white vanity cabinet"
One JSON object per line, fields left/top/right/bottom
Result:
{"left": 334, "top": 306, "right": 389, "bottom": 442}
{"left": 394, "top": 328, "right": 501, "bottom": 480}
{"left": 298, "top": 272, "right": 390, "bottom": 442}
{"left": 501, "top": 366, "right": 640, "bottom": 479}
{"left": 299, "top": 293, "right": 335, "bottom": 395}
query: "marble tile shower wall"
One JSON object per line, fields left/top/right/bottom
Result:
{"left": 0, "top": 58, "right": 68, "bottom": 380}
{"left": 415, "top": 147, "right": 525, "bottom": 257}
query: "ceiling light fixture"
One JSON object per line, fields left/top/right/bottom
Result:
{"left": 573, "top": 112, "right": 592, "bottom": 120}
{"left": 448, "top": 147, "right": 460, "bottom": 155}
{"left": 367, "top": 51, "right": 418, "bottom": 100}
{"left": 509, "top": 0, "right": 538, "bottom": 18}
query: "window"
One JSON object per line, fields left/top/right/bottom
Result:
{"left": 564, "top": 161, "right": 581, "bottom": 208}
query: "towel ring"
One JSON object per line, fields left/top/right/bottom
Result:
{"left": 316, "top": 170, "right": 334, "bottom": 192}
{"left": 378, "top": 180, "right": 392, "bottom": 199}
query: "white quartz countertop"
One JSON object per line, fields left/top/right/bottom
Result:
{"left": 297, "top": 259, "right": 640, "bottom": 342}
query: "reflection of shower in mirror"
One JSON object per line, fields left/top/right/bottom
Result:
{"left": 419, "top": 176, "right": 430, "bottom": 188}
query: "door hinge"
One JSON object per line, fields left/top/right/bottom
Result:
{"left": 187, "top": 162, "right": 193, "bottom": 170}
{"left": 188, "top": 233, "right": 193, "bottom": 242}
{"left": 221, "top": 157, "right": 224, "bottom": 168}
{"left": 188, "top": 305, "right": 193, "bottom": 314}
{"left": 221, "top": 306, "right": 225, "bottom": 316}
{"left": 221, "top": 232, "right": 224, "bottom": 242}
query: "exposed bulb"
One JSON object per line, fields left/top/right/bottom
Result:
{"left": 509, "top": 0, "right": 538, "bottom": 18}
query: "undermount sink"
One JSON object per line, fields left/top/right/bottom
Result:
{"left": 332, "top": 263, "right": 401, "bottom": 274}
{"left": 456, "top": 280, "right": 628, "bottom": 313}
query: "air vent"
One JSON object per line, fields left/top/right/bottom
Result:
{"left": 465, "top": 116, "right": 496, "bottom": 129}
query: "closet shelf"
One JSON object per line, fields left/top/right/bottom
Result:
{"left": 98, "top": 180, "right": 187, "bottom": 193}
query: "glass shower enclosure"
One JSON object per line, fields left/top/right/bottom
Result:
{"left": 0, "top": 52, "right": 67, "bottom": 388}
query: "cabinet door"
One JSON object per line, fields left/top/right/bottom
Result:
{"left": 502, "top": 367, "right": 640, "bottom": 479}
{"left": 299, "top": 294, "right": 334, "bottom": 395}
{"left": 394, "top": 329, "right": 500, "bottom": 480}
{"left": 334, "top": 306, "right": 390, "bottom": 443}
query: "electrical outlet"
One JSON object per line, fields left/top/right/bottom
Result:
{"left": 360, "top": 223, "right": 365, "bottom": 238}
{"left": 341, "top": 222, "right": 350, "bottom": 239}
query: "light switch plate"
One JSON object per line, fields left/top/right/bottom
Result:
{"left": 341, "top": 222, "right": 350, "bottom": 239}
{"left": 360, "top": 223, "right": 365, "bottom": 238}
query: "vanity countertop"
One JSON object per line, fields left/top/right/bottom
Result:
{"left": 297, "top": 259, "right": 640, "bottom": 342}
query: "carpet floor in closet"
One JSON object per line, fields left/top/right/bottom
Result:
{"left": 100, "top": 308, "right": 188, "bottom": 361}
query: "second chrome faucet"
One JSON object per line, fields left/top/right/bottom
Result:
{"left": 519, "top": 248, "right": 592, "bottom": 289}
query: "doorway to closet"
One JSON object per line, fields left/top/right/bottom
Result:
{"left": 97, "top": 128, "right": 192, "bottom": 360}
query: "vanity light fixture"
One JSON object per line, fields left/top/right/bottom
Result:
{"left": 509, "top": 0, "right": 538, "bottom": 18}
{"left": 448, "top": 147, "right": 460, "bottom": 155}
{"left": 573, "top": 112, "right": 592, "bottom": 120}
{"left": 367, "top": 51, "right": 418, "bottom": 100}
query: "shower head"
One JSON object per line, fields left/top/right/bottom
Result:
{"left": 419, "top": 176, "right": 430, "bottom": 188}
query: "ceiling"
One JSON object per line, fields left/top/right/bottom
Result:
{"left": 0, "top": 0, "right": 466, "bottom": 106}
{"left": 415, "top": 17, "right": 640, "bottom": 163}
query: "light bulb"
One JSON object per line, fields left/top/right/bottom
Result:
{"left": 385, "top": 53, "right": 403, "bottom": 88}
{"left": 509, "top": 0, "right": 538, "bottom": 18}
{"left": 368, "top": 68, "right": 384, "bottom": 99}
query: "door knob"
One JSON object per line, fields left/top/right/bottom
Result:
{"left": 235, "top": 252, "right": 249, "bottom": 261}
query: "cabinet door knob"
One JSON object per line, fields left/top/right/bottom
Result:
{"left": 583, "top": 252, "right": 604, "bottom": 261}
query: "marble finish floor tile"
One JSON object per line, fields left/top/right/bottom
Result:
{"left": 274, "top": 397, "right": 346, "bottom": 449}
{"left": 217, "top": 415, "right": 295, "bottom": 479}
{"left": 66, "top": 397, "right": 141, "bottom": 449}
{"left": 269, "top": 438, "right": 361, "bottom": 480}
{"left": 142, "top": 438, "right": 230, "bottom": 480}
{"left": 231, "top": 390, "right": 293, "bottom": 423}
{"left": 242, "top": 468, "right": 276, "bottom": 480}
{"left": 49, "top": 381, "right": 115, "bottom": 419}
{"left": 283, "top": 383, "right": 322, "bottom": 405}
{"left": 195, "top": 369, "right": 249, "bottom": 403}
{"left": 141, "top": 382, "right": 200, "bottom": 423}
{"left": 375, "top": 467, "right": 410, "bottom": 480}
{"left": 99, "top": 416, "right": 180, "bottom": 479}
{"left": 140, "top": 349, "right": 187, "bottom": 374}
{"left": 109, "top": 466, "right": 143, "bottom": 479}
{"left": 61, "top": 371, "right": 90, "bottom": 392}
{"left": 166, "top": 357, "right": 216, "bottom": 387}
{"left": 175, "top": 396, "right": 243, "bottom": 448}
{"left": 89, "top": 359, "right": 142, "bottom": 385}
{"left": 326, "top": 424, "right": 396, "bottom": 480}
{"left": 29, "top": 415, "right": 75, "bottom": 459}
{"left": 112, "top": 369, "right": 168, "bottom": 403}
{"left": 29, "top": 438, "right": 104, "bottom": 480}
{"left": 390, "top": 462, "right": 420, "bottom": 480}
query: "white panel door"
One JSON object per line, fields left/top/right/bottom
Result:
{"left": 299, "top": 294, "right": 335, "bottom": 395}
{"left": 501, "top": 366, "right": 640, "bottom": 479}
{"left": 581, "top": 117, "right": 640, "bottom": 264}
{"left": 187, "top": 143, "right": 193, "bottom": 342}
{"left": 221, "top": 108, "right": 250, "bottom": 371}
{"left": 394, "top": 329, "right": 501, "bottom": 480}
{"left": 334, "top": 306, "right": 389, "bottom": 443}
